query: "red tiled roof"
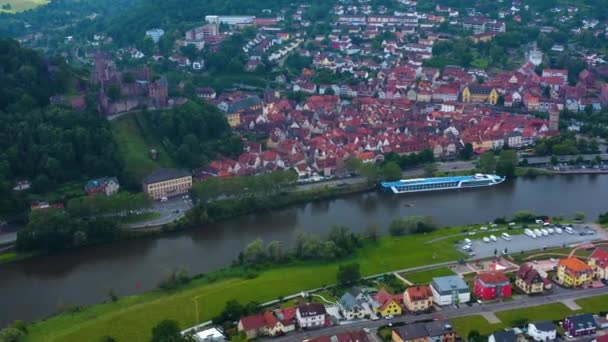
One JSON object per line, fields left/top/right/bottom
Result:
{"left": 405, "top": 285, "right": 432, "bottom": 300}
{"left": 239, "top": 313, "right": 267, "bottom": 331}
{"left": 558, "top": 257, "right": 593, "bottom": 273}
{"left": 476, "top": 271, "right": 509, "bottom": 285}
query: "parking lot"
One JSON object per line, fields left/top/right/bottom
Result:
{"left": 459, "top": 224, "right": 601, "bottom": 258}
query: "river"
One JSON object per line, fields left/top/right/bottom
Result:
{"left": 1, "top": 175, "right": 607, "bottom": 326}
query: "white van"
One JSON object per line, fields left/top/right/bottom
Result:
{"left": 555, "top": 227, "right": 563, "bottom": 234}
{"left": 547, "top": 228, "right": 554, "bottom": 234}
{"left": 483, "top": 237, "right": 490, "bottom": 243}
{"left": 540, "top": 229, "right": 549, "bottom": 236}
{"left": 534, "top": 229, "right": 543, "bottom": 236}
{"left": 490, "top": 235, "right": 497, "bottom": 242}
{"left": 565, "top": 226, "right": 574, "bottom": 234}
{"left": 160, "top": 196, "right": 168, "bottom": 202}
{"left": 464, "top": 238, "right": 472, "bottom": 244}
{"left": 524, "top": 229, "right": 536, "bottom": 238}
{"left": 535, "top": 219, "right": 543, "bottom": 224}
{"left": 501, "top": 233, "right": 511, "bottom": 241}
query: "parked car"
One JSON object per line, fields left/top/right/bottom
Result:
{"left": 483, "top": 237, "right": 490, "bottom": 243}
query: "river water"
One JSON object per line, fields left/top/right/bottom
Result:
{"left": 1, "top": 175, "right": 607, "bottom": 326}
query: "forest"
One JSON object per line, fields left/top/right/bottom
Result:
{"left": 144, "top": 100, "right": 241, "bottom": 168}
{"left": 0, "top": 39, "right": 124, "bottom": 213}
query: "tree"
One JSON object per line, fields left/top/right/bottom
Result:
{"left": 478, "top": 151, "right": 496, "bottom": 173}
{"left": 550, "top": 155, "right": 559, "bottom": 166}
{"left": 389, "top": 218, "right": 408, "bottom": 236}
{"left": 337, "top": 263, "right": 361, "bottom": 286}
{"left": 0, "top": 328, "right": 25, "bottom": 342}
{"left": 243, "top": 238, "right": 266, "bottom": 264}
{"left": 365, "top": 223, "right": 379, "bottom": 242}
{"left": 358, "top": 163, "right": 379, "bottom": 184}
{"left": 424, "top": 163, "right": 438, "bottom": 177}
{"left": 496, "top": 150, "right": 517, "bottom": 178}
{"left": 460, "top": 143, "right": 474, "bottom": 160}
{"left": 381, "top": 161, "right": 401, "bottom": 181}
{"left": 467, "top": 330, "right": 482, "bottom": 342}
{"left": 107, "top": 84, "right": 121, "bottom": 101}
{"left": 573, "top": 211, "right": 586, "bottom": 221}
{"left": 150, "top": 320, "right": 183, "bottom": 342}
{"left": 328, "top": 225, "right": 355, "bottom": 255}
{"left": 266, "top": 240, "right": 285, "bottom": 263}
{"left": 99, "top": 337, "right": 117, "bottom": 342}
{"left": 213, "top": 300, "right": 245, "bottom": 325}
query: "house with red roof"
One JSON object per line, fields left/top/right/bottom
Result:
{"left": 588, "top": 247, "right": 608, "bottom": 281}
{"left": 373, "top": 289, "right": 403, "bottom": 317}
{"left": 237, "top": 311, "right": 286, "bottom": 339}
{"left": 403, "top": 285, "right": 433, "bottom": 313}
{"left": 474, "top": 271, "right": 512, "bottom": 300}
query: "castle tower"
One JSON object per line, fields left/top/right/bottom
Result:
{"left": 549, "top": 105, "right": 559, "bottom": 131}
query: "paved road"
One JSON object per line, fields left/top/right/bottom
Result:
{"left": 296, "top": 160, "right": 477, "bottom": 192}
{"left": 268, "top": 287, "right": 608, "bottom": 342}
{"left": 127, "top": 196, "right": 193, "bottom": 228}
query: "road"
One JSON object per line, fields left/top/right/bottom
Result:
{"left": 267, "top": 287, "right": 608, "bottom": 342}
{"left": 296, "top": 160, "right": 476, "bottom": 192}
{"left": 127, "top": 196, "right": 193, "bottom": 229}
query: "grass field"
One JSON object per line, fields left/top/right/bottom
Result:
{"left": 24, "top": 227, "right": 466, "bottom": 342}
{"left": 0, "top": 0, "right": 48, "bottom": 13}
{"left": 110, "top": 114, "right": 175, "bottom": 181}
{"left": 403, "top": 267, "right": 455, "bottom": 284}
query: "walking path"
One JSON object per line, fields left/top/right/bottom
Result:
{"left": 562, "top": 298, "right": 582, "bottom": 310}
{"left": 481, "top": 312, "right": 501, "bottom": 324}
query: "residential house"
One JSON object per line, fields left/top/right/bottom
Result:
{"left": 403, "top": 286, "right": 433, "bottom": 313}
{"left": 474, "top": 271, "right": 512, "bottom": 300}
{"left": 557, "top": 258, "right": 593, "bottom": 287}
{"left": 142, "top": 168, "right": 192, "bottom": 200}
{"left": 193, "top": 327, "right": 226, "bottom": 342}
{"left": 488, "top": 330, "right": 516, "bottom": 342}
{"left": 219, "top": 95, "right": 263, "bottom": 128}
{"left": 527, "top": 321, "right": 556, "bottom": 341}
{"left": 515, "top": 263, "right": 544, "bottom": 294}
{"left": 462, "top": 86, "right": 499, "bottom": 104}
{"left": 274, "top": 307, "right": 296, "bottom": 333}
{"left": 296, "top": 303, "right": 327, "bottom": 329}
{"left": 309, "top": 330, "right": 370, "bottom": 342}
{"left": 562, "top": 314, "right": 597, "bottom": 337}
{"left": 391, "top": 320, "right": 455, "bottom": 342}
{"left": 338, "top": 292, "right": 366, "bottom": 320}
{"left": 587, "top": 248, "right": 608, "bottom": 280}
{"left": 84, "top": 177, "right": 120, "bottom": 196}
{"left": 237, "top": 311, "right": 285, "bottom": 339}
{"left": 430, "top": 275, "right": 470, "bottom": 306}
{"left": 374, "top": 289, "right": 403, "bottom": 317}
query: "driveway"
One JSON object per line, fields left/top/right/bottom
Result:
{"left": 127, "top": 196, "right": 193, "bottom": 228}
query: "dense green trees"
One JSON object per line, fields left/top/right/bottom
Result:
{"left": 238, "top": 226, "right": 362, "bottom": 265}
{"left": 66, "top": 193, "right": 152, "bottom": 217}
{"left": 144, "top": 100, "right": 239, "bottom": 168}
{"left": 337, "top": 263, "right": 361, "bottom": 287}
{"left": 192, "top": 170, "right": 298, "bottom": 203}
{"left": 150, "top": 320, "right": 184, "bottom": 342}
{"left": 534, "top": 134, "right": 600, "bottom": 156}
{"left": 0, "top": 39, "right": 123, "bottom": 212}
{"left": 389, "top": 216, "right": 437, "bottom": 236}
{"left": 16, "top": 209, "right": 122, "bottom": 252}
{"left": 496, "top": 150, "right": 517, "bottom": 178}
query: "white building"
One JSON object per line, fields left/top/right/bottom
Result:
{"left": 296, "top": 303, "right": 326, "bottom": 328}
{"left": 205, "top": 15, "right": 254, "bottom": 26}
{"left": 145, "top": 28, "right": 165, "bottom": 43}
{"left": 430, "top": 275, "right": 470, "bottom": 306}
{"left": 193, "top": 327, "right": 226, "bottom": 341}
{"left": 528, "top": 321, "right": 556, "bottom": 341}
{"left": 528, "top": 49, "right": 543, "bottom": 66}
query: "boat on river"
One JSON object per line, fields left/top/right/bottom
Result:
{"left": 380, "top": 174, "right": 505, "bottom": 194}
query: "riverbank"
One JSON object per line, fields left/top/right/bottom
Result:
{"left": 22, "top": 224, "right": 470, "bottom": 341}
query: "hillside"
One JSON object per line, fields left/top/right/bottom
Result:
{"left": 0, "top": 0, "right": 48, "bottom": 13}
{"left": 0, "top": 39, "right": 123, "bottom": 212}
